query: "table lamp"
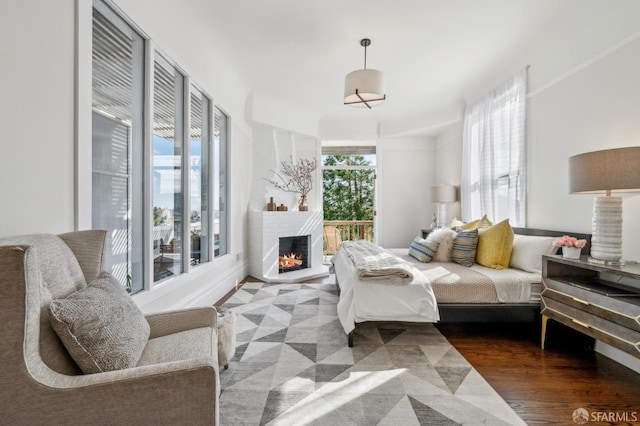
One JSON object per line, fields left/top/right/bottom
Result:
{"left": 430, "top": 185, "right": 457, "bottom": 228}
{"left": 569, "top": 147, "right": 640, "bottom": 263}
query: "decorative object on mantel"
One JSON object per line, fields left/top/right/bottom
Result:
{"left": 344, "top": 38, "right": 386, "bottom": 109}
{"left": 430, "top": 184, "right": 457, "bottom": 228}
{"left": 267, "top": 197, "right": 276, "bottom": 211}
{"left": 276, "top": 204, "right": 288, "bottom": 212}
{"left": 569, "top": 147, "right": 640, "bottom": 264}
{"left": 264, "top": 156, "right": 317, "bottom": 211}
{"left": 553, "top": 235, "right": 587, "bottom": 259}
{"left": 298, "top": 195, "right": 308, "bottom": 211}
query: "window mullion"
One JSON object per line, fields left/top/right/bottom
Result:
{"left": 182, "top": 76, "right": 191, "bottom": 272}
{"left": 143, "top": 42, "right": 155, "bottom": 291}
{"left": 207, "top": 101, "right": 215, "bottom": 259}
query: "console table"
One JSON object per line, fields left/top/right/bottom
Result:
{"left": 541, "top": 255, "right": 640, "bottom": 358}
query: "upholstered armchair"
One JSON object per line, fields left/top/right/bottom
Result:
{"left": 0, "top": 231, "right": 219, "bottom": 425}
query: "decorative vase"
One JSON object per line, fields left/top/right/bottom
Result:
{"left": 267, "top": 196, "right": 276, "bottom": 211}
{"left": 562, "top": 246, "right": 581, "bottom": 260}
{"left": 298, "top": 195, "right": 308, "bottom": 211}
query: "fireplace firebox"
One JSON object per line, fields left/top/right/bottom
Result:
{"left": 279, "top": 235, "right": 310, "bottom": 273}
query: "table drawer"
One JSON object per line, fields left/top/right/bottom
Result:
{"left": 542, "top": 297, "right": 640, "bottom": 357}
{"left": 542, "top": 277, "right": 640, "bottom": 332}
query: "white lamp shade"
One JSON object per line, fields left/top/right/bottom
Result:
{"left": 344, "top": 69, "right": 385, "bottom": 107}
{"left": 430, "top": 185, "right": 457, "bottom": 203}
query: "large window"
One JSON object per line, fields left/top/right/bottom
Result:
{"left": 190, "top": 88, "right": 211, "bottom": 265}
{"left": 461, "top": 69, "right": 526, "bottom": 226}
{"left": 91, "top": 1, "right": 229, "bottom": 293}
{"left": 152, "top": 54, "right": 184, "bottom": 282}
{"left": 91, "top": 4, "right": 144, "bottom": 293}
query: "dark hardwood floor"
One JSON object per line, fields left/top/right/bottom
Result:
{"left": 436, "top": 320, "right": 640, "bottom": 425}
{"left": 221, "top": 275, "right": 640, "bottom": 425}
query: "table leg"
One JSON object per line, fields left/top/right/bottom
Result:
{"left": 541, "top": 315, "right": 549, "bottom": 349}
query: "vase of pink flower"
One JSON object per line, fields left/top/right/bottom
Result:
{"left": 553, "top": 235, "right": 587, "bottom": 259}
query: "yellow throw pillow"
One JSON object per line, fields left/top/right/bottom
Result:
{"left": 477, "top": 215, "right": 493, "bottom": 230}
{"left": 461, "top": 215, "right": 493, "bottom": 231}
{"left": 475, "top": 219, "right": 514, "bottom": 270}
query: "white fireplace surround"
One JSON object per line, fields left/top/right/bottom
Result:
{"left": 249, "top": 210, "right": 329, "bottom": 283}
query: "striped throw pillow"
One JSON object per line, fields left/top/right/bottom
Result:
{"left": 451, "top": 229, "right": 479, "bottom": 267}
{"left": 409, "top": 237, "right": 440, "bottom": 263}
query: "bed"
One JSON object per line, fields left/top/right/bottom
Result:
{"left": 334, "top": 227, "right": 591, "bottom": 346}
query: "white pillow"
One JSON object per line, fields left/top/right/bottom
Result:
{"left": 509, "top": 234, "right": 558, "bottom": 273}
{"left": 426, "top": 228, "right": 457, "bottom": 262}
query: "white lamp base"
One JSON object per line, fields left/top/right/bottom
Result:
{"left": 590, "top": 196, "right": 622, "bottom": 262}
{"left": 436, "top": 203, "right": 446, "bottom": 228}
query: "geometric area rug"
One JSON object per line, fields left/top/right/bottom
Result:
{"left": 219, "top": 282, "right": 526, "bottom": 425}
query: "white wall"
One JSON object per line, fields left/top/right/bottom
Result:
{"left": 249, "top": 125, "right": 320, "bottom": 213}
{"left": 0, "top": 1, "right": 77, "bottom": 236}
{"left": 0, "top": 0, "right": 254, "bottom": 311}
{"left": 377, "top": 137, "right": 436, "bottom": 247}
{"left": 249, "top": 92, "right": 322, "bottom": 139}
{"left": 526, "top": 36, "right": 640, "bottom": 259}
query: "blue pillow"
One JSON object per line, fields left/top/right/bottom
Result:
{"left": 451, "top": 229, "right": 479, "bottom": 267}
{"left": 409, "top": 237, "right": 439, "bottom": 263}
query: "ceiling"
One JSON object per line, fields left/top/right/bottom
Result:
{"left": 208, "top": 0, "right": 584, "bottom": 138}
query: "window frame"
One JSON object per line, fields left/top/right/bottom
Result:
{"left": 84, "top": 0, "right": 230, "bottom": 296}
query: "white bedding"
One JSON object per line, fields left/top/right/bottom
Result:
{"left": 335, "top": 244, "right": 542, "bottom": 335}
{"left": 334, "top": 247, "right": 440, "bottom": 334}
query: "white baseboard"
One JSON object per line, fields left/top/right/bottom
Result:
{"left": 595, "top": 340, "right": 640, "bottom": 374}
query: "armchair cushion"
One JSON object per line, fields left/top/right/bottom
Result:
{"left": 137, "top": 327, "right": 215, "bottom": 366}
{"left": 49, "top": 272, "right": 150, "bottom": 374}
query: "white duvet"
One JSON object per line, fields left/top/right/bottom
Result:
{"left": 334, "top": 247, "right": 440, "bottom": 334}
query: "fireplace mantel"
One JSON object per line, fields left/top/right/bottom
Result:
{"left": 249, "top": 210, "right": 329, "bottom": 283}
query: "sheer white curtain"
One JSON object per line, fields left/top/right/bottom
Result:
{"left": 461, "top": 69, "right": 527, "bottom": 227}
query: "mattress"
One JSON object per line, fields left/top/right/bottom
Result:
{"left": 388, "top": 248, "right": 541, "bottom": 304}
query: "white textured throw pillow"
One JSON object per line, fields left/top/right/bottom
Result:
{"left": 426, "top": 228, "right": 458, "bottom": 262}
{"left": 49, "top": 272, "right": 150, "bottom": 374}
{"left": 509, "top": 234, "right": 558, "bottom": 273}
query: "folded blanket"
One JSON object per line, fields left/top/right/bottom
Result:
{"left": 340, "top": 240, "right": 414, "bottom": 285}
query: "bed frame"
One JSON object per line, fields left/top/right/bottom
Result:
{"left": 337, "top": 227, "right": 592, "bottom": 347}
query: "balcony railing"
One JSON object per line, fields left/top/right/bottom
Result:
{"left": 323, "top": 220, "right": 374, "bottom": 243}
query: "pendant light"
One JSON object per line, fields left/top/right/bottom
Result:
{"left": 344, "top": 38, "right": 386, "bottom": 109}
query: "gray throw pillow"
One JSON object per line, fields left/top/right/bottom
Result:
{"left": 49, "top": 272, "right": 150, "bottom": 374}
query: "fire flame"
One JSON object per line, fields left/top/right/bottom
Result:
{"left": 280, "top": 253, "right": 302, "bottom": 268}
